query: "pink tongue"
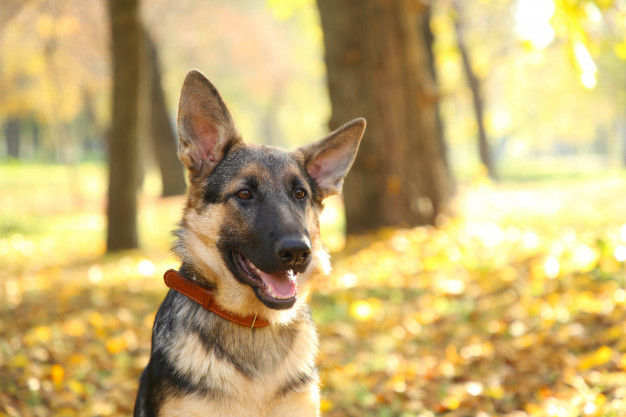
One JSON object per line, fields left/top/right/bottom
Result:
{"left": 258, "top": 270, "right": 297, "bottom": 299}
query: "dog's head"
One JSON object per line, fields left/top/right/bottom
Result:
{"left": 174, "top": 70, "right": 365, "bottom": 322}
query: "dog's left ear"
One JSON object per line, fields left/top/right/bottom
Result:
{"left": 298, "top": 118, "right": 366, "bottom": 199}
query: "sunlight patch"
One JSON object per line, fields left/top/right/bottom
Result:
{"left": 434, "top": 278, "right": 466, "bottom": 295}
{"left": 515, "top": 0, "right": 555, "bottom": 49}
{"left": 614, "top": 245, "right": 626, "bottom": 262}
{"left": 137, "top": 259, "right": 156, "bottom": 277}
{"left": 544, "top": 256, "right": 560, "bottom": 279}
{"left": 88, "top": 265, "right": 103, "bottom": 283}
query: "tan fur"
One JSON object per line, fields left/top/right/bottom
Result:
{"left": 160, "top": 319, "right": 319, "bottom": 417}
{"left": 160, "top": 386, "right": 319, "bottom": 417}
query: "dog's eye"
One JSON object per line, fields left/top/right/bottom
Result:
{"left": 236, "top": 189, "right": 253, "bottom": 200}
{"left": 294, "top": 188, "right": 306, "bottom": 199}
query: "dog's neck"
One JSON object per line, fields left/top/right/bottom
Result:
{"left": 163, "top": 269, "right": 271, "bottom": 328}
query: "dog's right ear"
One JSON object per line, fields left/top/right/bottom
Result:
{"left": 177, "top": 70, "right": 240, "bottom": 174}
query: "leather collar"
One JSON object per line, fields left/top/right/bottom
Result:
{"left": 163, "top": 269, "right": 270, "bottom": 328}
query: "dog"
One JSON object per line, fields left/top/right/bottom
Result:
{"left": 133, "top": 69, "right": 366, "bottom": 417}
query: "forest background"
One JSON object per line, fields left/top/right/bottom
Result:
{"left": 3, "top": 0, "right": 626, "bottom": 416}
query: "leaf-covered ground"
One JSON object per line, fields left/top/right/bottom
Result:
{"left": 2, "top": 165, "right": 626, "bottom": 417}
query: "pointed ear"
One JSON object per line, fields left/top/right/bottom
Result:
{"left": 298, "top": 118, "right": 366, "bottom": 199}
{"left": 177, "top": 70, "right": 240, "bottom": 173}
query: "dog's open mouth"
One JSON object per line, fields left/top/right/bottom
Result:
{"left": 232, "top": 250, "right": 297, "bottom": 309}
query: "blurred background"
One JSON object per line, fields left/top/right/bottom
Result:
{"left": 3, "top": 0, "right": 626, "bottom": 416}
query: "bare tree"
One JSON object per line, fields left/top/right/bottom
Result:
{"left": 143, "top": 26, "right": 187, "bottom": 197}
{"left": 453, "top": 0, "right": 496, "bottom": 178}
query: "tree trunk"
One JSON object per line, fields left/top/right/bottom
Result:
{"left": 143, "top": 27, "right": 187, "bottom": 197}
{"left": 317, "top": 0, "right": 453, "bottom": 233}
{"left": 106, "top": 0, "right": 141, "bottom": 251}
{"left": 5, "top": 118, "right": 20, "bottom": 159}
{"left": 421, "top": 7, "right": 449, "bottom": 175}
{"left": 31, "top": 119, "right": 40, "bottom": 154}
{"left": 453, "top": 1, "right": 496, "bottom": 179}
{"left": 81, "top": 88, "right": 101, "bottom": 154}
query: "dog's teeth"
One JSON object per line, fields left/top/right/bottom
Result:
{"left": 267, "top": 285, "right": 289, "bottom": 300}
{"left": 245, "top": 258, "right": 261, "bottom": 275}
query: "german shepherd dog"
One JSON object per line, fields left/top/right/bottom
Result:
{"left": 134, "top": 70, "right": 365, "bottom": 416}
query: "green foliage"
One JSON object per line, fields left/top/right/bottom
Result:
{"left": 433, "top": 0, "right": 626, "bottom": 178}
{"left": 3, "top": 164, "right": 626, "bottom": 416}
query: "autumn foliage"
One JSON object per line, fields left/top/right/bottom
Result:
{"left": 2, "top": 166, "right": 626, "bottom": 416}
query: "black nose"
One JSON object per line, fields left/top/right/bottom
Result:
{"left": 276, "top": 237, "right": 311, "bottom": 267}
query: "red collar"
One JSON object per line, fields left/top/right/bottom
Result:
{"left": 163, "top": 269, "right": 270, "bottom": 328}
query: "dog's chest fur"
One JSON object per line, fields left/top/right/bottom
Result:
{"left": 153, "top": 292, "right": 319, "bottom": 416}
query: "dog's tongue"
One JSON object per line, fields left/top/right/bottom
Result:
{"left": 259, "top": 270, "right": 297, "bottom": 299}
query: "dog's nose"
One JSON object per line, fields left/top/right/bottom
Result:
{"left": 276, "top": 237, "right": 311, "bottom": 267}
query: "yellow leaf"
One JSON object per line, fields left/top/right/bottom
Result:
{"left": 36, "top": 15, "right": 54, "bottom": 39}
{"left": 10, "top": 353, "right": 28, "bottom": 368}
{"left": 143, "top": 312, "right": 156, "bottom": 329}
{"left": 445, "top": 344, "right": 460, "bottom": 363}
{"left": 68, "top": 379, "right": 85, "bottom": 395}
{"left": 390, "top": 373, "right": 406, "bottom": 393}
{"left": 606, "top": 325, "right": 623, "bottom": 342}
{"left": 64, "top": 318, "right": 86, "bottom": 337}
{"left": 67, "top": 353, "right": 87, "bottom": 367}
{"left": 56, "top": 407, "right": 78, "bottom": 417}
{"left": 595, "top": 393, "right": 607, "bottom": 407}
{"left": 320, "top": 398, "right": 333, "bottom": 412}
{"left": 51, "top": 364, "right": 64, "bottom": 385}
{"left": 106, "top": 336, "right": 127, "bottom": 354}
{"left": 525, "top": 403, "right": 543, "bottom": 414}
{"left": 88, "top": 311, "right": 105, "bottom": 328}
{"left": 485, "top": 385, "right": 505, "bottom": 399}
{"left": 33, "top": 326, "right": 52, "bottom": 342}
{"left": 441, "top": 395, "right": 461, "bottom": 411}
{"left": 614, "top": 42, "right": 626, "bottom": 60}
{"left": 577, "top": 346, "right": 614, "bottom": 371}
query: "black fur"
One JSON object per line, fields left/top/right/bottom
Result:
{"left": 279, "top": 368, "right": 318, "bottom": 396}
